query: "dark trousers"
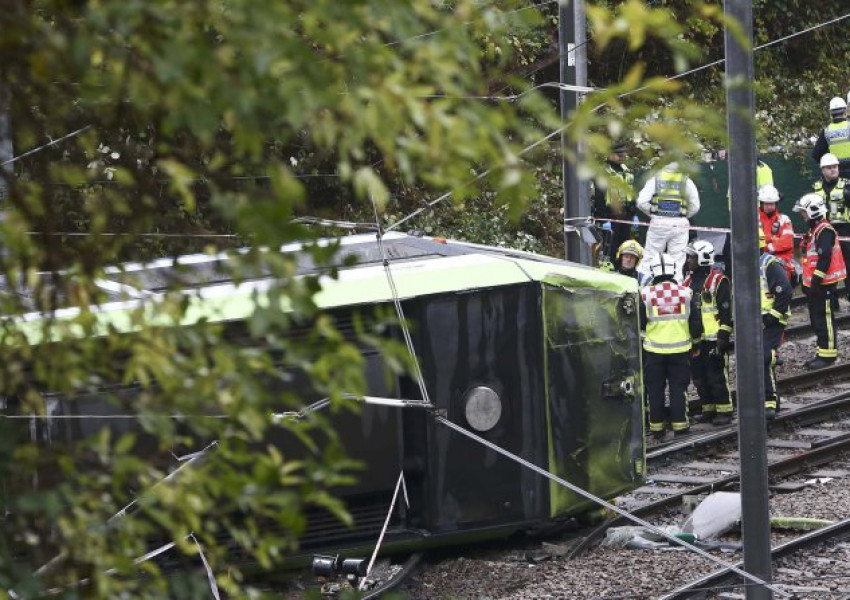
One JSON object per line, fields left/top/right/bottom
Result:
{"left": 807, "top": 283, "right": 839, "bottom": 359}
{"left": 644, "top": 351, "right": 690, "bottom": 432}
{"left": 690, "top": 340, "right": 732, "bottom": 414}
{"left": 833, "top": 223, "right": 850, "bottom": 300}
{"left": 601, "top": 219, "right": 634, "bottom": 263}
{"left": 763, "top": 322, "right": 785, "bottom": 409}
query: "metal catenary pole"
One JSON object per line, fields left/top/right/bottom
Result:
{"left": 724, "top": 1, "right": 773, "bottom": 598}
{"left": 559, "top": 0, "right": 591, "bottom": 265}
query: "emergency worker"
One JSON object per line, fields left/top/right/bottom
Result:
{"left": 796, "top": 193, "right": 847, "bottom": 369}
{"left": 683, "top": 241, "right": 733, "bottom": 425}
{"left": 813, "top": 97, "right": 850, "bottom": 179}
{"left": 758, "top": 184, "right": 797, "bottom": 285}
{"left": 636, "top": 162, "right": 700, "bottom": 281}
{"left": 592, "top": 141, "right": 636, "bottom": 266}
{"left": 615, "top": 240, "right": 652, "bottom": 286}
{"left": 639, "top": 253, "right": 700, "bottom": 439}
{"left": 812, "top": 153, "right": 850, "bottom": 300}
{"left": 759, "top": 229, "right": 793, "bottom": 419}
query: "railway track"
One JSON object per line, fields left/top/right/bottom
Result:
{"left": 393, "top": 299, "right": 850, "bottom": 598}
{"left": 569, "top": 362, "right": 850, "bottom": 559}
{"left": 658, "top": 516, "right": 850, "bottom": 599}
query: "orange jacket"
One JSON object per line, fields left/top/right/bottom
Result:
{"left": 758, "top": 209, "right": 794, "bottom": 262}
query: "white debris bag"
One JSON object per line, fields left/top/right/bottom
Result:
{"left": 682, "top": 491, "right": 741, "bottom": 540}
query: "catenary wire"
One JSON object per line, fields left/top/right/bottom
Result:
{"left": 383, "top": 0, "right": 558, "bottom": 47}
{"left": 383, "top": 10, "right": 850, "bottom": 232}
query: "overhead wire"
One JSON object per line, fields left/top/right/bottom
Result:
{"left": 383, "top": 9, "right": 850, "bottom": 233}
{"left": 11, "top": 8, "right": 850, "bottom": 242}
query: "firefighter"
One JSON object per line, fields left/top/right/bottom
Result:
{"left": 812, "top": 153, "right": 850, "bottom": 301}
{"left": 812, "top": 97, "right": 850, "bottom": 179}
{"left": 592, "top": 141, "right": 637, "bottom": 267}
{"left": 758, "top": 183, "right": 797, "bottom": 285}
{"left": 640, "top": 252, "right": 700, "bottom": 439}
{"left": 683, "top": 240, "right": 733, "bottom": 425}
{"left": 636, "top": 162, "right": 701, "bottom": 281}
{"left": 795, "top": 193, "right": 847, "bottom": 369}
{"left": 615, "top": 240, "right": 652, "bottom": 286}
{"left": 759, "top": 229, "right": 793, "bottom": 419}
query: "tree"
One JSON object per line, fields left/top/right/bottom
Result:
{"left": 0, "top": 0, "right": 727, "bottom": 596}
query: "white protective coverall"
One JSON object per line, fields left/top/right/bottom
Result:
{"left": 636, "top": 162, "right": 701, "bottom": 280}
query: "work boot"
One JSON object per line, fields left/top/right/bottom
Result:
{"left": 651, "top": 430, "right": 666, "bottom": 442}
{"left": 712, "top": 413, "right": 733, "bottom": 426}
{"left": 805, "top": 356, "right": 836, "bottom": 370}
{"left": 673, "top": 427, "right": 691, "bottom": 438}
{"left": 693, "top": 411, "right": 716, "bottom": 424}
{"left": 764, "top": 407, "right": 777, "bottom": 420}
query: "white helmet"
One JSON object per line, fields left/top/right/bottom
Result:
{"left": 648, "top": 253, "right": 676, "bottom": 279}
{"left": 830, "top": 97, "right": 847, "bottom": 115}
{"left": 821, "top": 153, "right": 840, "bottom": 168}
{"left": 757, "top": 184, "right": 780, "bottom": 204}
{"left": 794, "top": 193, "right": 828, "bottom": 220}
{"left": 686, "top": 240, "right": 715, "bottom": 267}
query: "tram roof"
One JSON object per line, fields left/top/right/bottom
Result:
{"left": 7, "top": 233, "right": 636, "bottom": 345}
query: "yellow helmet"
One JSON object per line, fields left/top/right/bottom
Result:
{"left": 758, "top": 227, "right": 766, "bottom": 249}
{"left": 616, "top": 240, "right": 644, "bottom": 261}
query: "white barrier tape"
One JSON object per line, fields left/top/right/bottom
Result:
{"left": 574, "top": 216, "right": 850, "bottom": 243}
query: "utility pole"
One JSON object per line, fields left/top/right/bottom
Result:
{"left": 724, "top": 1, "right": 773, "bottom": 598}
{"left": 559, "top": 0, "right": 590, "bottom": 264}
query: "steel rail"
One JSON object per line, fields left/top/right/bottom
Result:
{"left": 653, "top": 388, "right": 850, "bottom": 462}
{"left": 657, "top": 362, "right": 850, "bottom": 457}
{"left": 360, "top": 552, "right": 424, "bottom": 600}
{"left": 569, "top": 407, "right": 850, "bottom": 558}
{"left": 657, "top": 517, "right": 850, "bottom": 600}
{"left": 784, "top": 313, "right": 850, "bottom": 340}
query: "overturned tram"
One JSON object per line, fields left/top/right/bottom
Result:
{"left": 3, "top": 232, "right": 645, "bottom": 560}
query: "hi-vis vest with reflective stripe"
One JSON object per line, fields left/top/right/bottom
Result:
{"left": 641, "top": 282, "right": 692, "bottom": 354}
{"left": 652, "top": 171, "right": 687, "bottom": 217}
{"left": 826, "top": 121, "right": 850, "bottom": 161}
{"left": 684, "top": 270, "right": 725, "bottom": 341}
{"left": 813, "top": 178, "right": 848, "bottom": 223}
{"left": 802, "top": 220, "right": 847, "bottom": 286}
{"left": 605, "top": 164, "right": 635, "bottom": 208}
{"left": 759, "top": 253, "right": 789, "bottom": 324}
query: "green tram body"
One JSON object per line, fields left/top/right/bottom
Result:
{"left": 6, "top": 233, "right": 645, "bottom": 559}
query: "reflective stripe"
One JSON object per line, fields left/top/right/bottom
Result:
{"left": 644, "top": 338, "right": 692, "bottom": 352}
{"left": 819, "top": 299, "right": 837, "bottom": 358}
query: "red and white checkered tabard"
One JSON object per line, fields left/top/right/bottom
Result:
{"left": 641, "top": 281, "right": 692, "bottom": 315}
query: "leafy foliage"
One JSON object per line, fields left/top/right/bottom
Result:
{"left": 2, "top": 0, "right": 839, "bottom": 596}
